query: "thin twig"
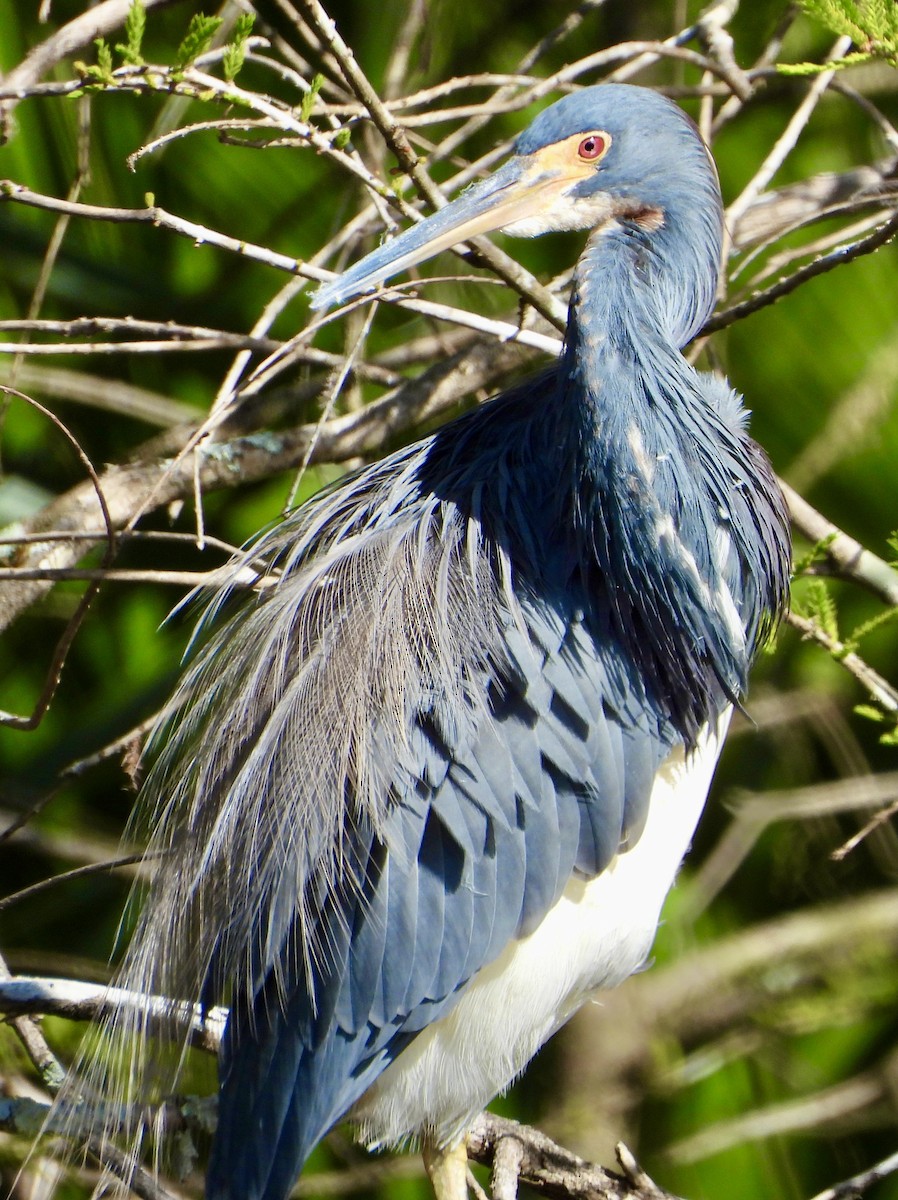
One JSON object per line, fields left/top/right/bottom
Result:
{"left": 0, "top": 182, "right": 312, "bottom": 278}
{"left": 806, "top": 1148, "right": 898, "bottom": 1200}
{"left": 0, "top": 855, "right": 148, "bottom": 912}
{"left": 783, "top": 481, "right": 898, "bottom": 607}
{"left": 467, "top": 1114, "right": 684, "bottom": 1200}
{"left": 786, "top": 610, "right": 898, "bottom": 715}
{"left": 0, "top": 977, "right": 226, "bottom": 1054}
{"left": 725, "top": 37, "right": 853, "bottom": 242}
{"left": 296, "top": 0, "right": 566, "bottom": 330}
{"left": 704, "top": 210, "right": 898, "bottom": 333}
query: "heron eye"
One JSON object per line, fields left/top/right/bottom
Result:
{"left": 577, "top": 134, "right": 607, "bottom": 161}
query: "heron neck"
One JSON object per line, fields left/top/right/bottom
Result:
{"left": 569, "top": 213, "right": 721, "bottom": 353}
{"left": 556, "top": 223, "right": 746, "bottom": 741}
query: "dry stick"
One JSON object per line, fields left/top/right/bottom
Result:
{"left": 242, "top": 291, "right": 561, "bottom": 401}
{"left": 730, "top": 182, "right": 898, "bottom": 278}
{"left": 9, "top": 52, "right": 520, "bottom": 541}
{"left": 0, "top": 856, "right": 148, "bottom": 913}
{"left": 7, "top": 60, "right": 508, "bottom": 536}
{"left": 431, "top": 1, "right": 611, "bottom": 162}
{"left": 783, "top": 480, "right": 898, "bottom": 607}
{"left": 0, "top": 315, "right": 283, "bottom": 347}
{"left": 208, "top": 200, "right": 404, "bottom": 415}
{"left": 0, "top": 364, "right": 204, "bottom": 427}
{"left": 0, "top": 566, "right": 249, "bottom": 585}
{"left": 0, "top": 786, "right": 62, "bottom": 848}
{"left": 296, "top": 0, "right": 566, "bottom": 331}
{"left": 0, "top": 387, "right": 115, "bottom": 731}
{"left": 209, "top": 202, "right": 399, "bottom": 413}
{"left": 382, "top": 0, "right": 427, "bottom": 101}
{"left": 3, "top": 207, "right": 896, "bottom": 614}
{"left": 0, "top": 337, "right": 532, "bottom": 634}
{"left": 439, "top": 37, "right": 742, "bottom": 198}
{"left": 0, "top": 955, "right": 66, "bottom": 1093}
{"left": 830, "top": 77, "right": 898, "bottom": 156}
{"left": 285, "top": 303, "right": 375, "bottom": 510}
{"left": 833, "top": 796, "right": 898, "bottom": 861}
{"left": 0, "top": 978, "right": 226, "bottom": 1055}
{"left": 807, "top": 1148, "right": 898, "bottom": 1200}
{"left": 0, "top": 528, "right": 243, "bottom": 552}
{"left": 0, "top": 182, "right": 312, "bottom": 278}
{"left": 694, "top": 0, "right": 751, "bottom": 101}
{"left": 703, "top": 209, "right": 898, "bottom": 334}
{"left": 681, "top": 771, "right": 898, "bottom": 917}
{"left": 0, "top": 338, "right": 279, "bottom": 355}
{"left": 740, "top": 210, "right": 886, "bottom": 292}
{"left": 712, "top": 9, "right": 796, "bottom": 137}
{"left": 9, "top": 107, "right": 91, "bottom": 394}
{"left": 787, "top": 610, "right": 898, "bottom": 716}
{"left": 666, "top": 1072, "right": 888, "bottom": 1165}
{"left": 5, "top": 51, "right": 898, "bottom": 710}
{"left": 467, "top": 1114, "right": 684, "bottom": 1200}
{"left": 10, "top": 885, "right": 898, "bottom": 1197}
{"left": 549, "top": 40, "right": 747, "bottom": 94}
{"left": 725, "top": 36, "right": 853, "bottom": 246}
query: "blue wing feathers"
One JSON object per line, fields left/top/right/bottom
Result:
{"left": 206, "top": 377, "right": 723, "bottom": 1198}
{"left": 211, "top": 583, "right": 670, "bottom": 1198}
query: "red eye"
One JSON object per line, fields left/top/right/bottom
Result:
{"left": 578, "top": 134, "right": 606, "bottom": 161}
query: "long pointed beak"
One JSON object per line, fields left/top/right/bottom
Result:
{"left": 312, "top": 156, "right": 550, "bottom": 311}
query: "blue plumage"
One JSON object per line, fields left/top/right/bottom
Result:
{"left": 81, "top": 84, "right": 790, "bottom": 1200}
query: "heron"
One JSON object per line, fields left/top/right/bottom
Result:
{"left": 76, "top": 83, "right": 790, "bottom": 1200}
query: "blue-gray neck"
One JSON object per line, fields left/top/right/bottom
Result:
{"left": 555, "top": 209, "right": 785, "bottom": 742}
{"left": 418, "top": 190, "right": 788, "bottom": 750}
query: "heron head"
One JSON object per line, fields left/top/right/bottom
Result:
{"left": 312, "top": 84, "right": 722, "bottom": 313}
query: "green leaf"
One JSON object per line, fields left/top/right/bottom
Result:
{"left": 848, "top": 606, "right": 898, "bottom": 645}
{"left": 804, "top": 579, "right": 841, "bottom": 643}
{"left": 800, "top": 0, "right": 870, "bottom": 42}
{"left": 866, "top": 0, "right": 891, "bottom": 39}
{"left": 300, "top": 74, "right": 324, "bottom": 124}
{"left": 116, "top": 0, "right": 146, "bottom": 66}
{"left": 175, "top": 13, "right": 223, "bottom": 68}
{"left": 792, "top": 532, "right": 836, "bottom": 577}
{"left": 777, "top": 52, "right": 873, "bottom": 75}
{"left": 854, "top": 703, "right": 887, "bottom": 723}
{"left": 332, "top": 127, "right": 351, "bottom": 150}
{"left": 222, "top": 12, "right": 255, "bottom": 82}
{"left": 795, "top": 0, "right": 898, "bottom": 64}
{"left": 94, "top": 37, "right": 115, "bottom": 84}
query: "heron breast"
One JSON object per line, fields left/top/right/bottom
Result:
{"left": 349, "top": 713, "right": 729, "bottom": 1150}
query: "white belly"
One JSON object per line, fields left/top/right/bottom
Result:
{"left": 351, "top": 714, "right": 730, "bottom": 1149}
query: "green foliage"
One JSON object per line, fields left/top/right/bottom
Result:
{"left": 174, "top": 12, "right": 224, "bottom": 69}
{"left": 801, "top": 0, "right": 898, "bottom": 45}
{"left": 854, "top": 700, "right": 898, "bottom": 740}
{"left": 78, "top": 7, "right": 223, "bottom": 85}
{"left": 799, "top": 578, "right": 841, "bottom": 643}
{"left": 222, "top": 12, "right": 255, "bottom": 82}
{"left": 79, "top": 36, "right": 116, "bottom": 85}
{"left": 791, "top": 532, "right": 836, "bottom": 576}
{"left": 115, "top": 0, "right": 146, "bottom": 67}
{"left": 780, "top": 0, "right": 898, "bottom": 72}
{"left": 847, "top": 603, "right": 898, "bottom": 644}
{"left": 300, "top": 73, "right": 325, "bottom": 123}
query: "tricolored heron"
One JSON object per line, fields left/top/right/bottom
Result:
{"left": 86, "top": 84, "right": 790, "bottom": 1200}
